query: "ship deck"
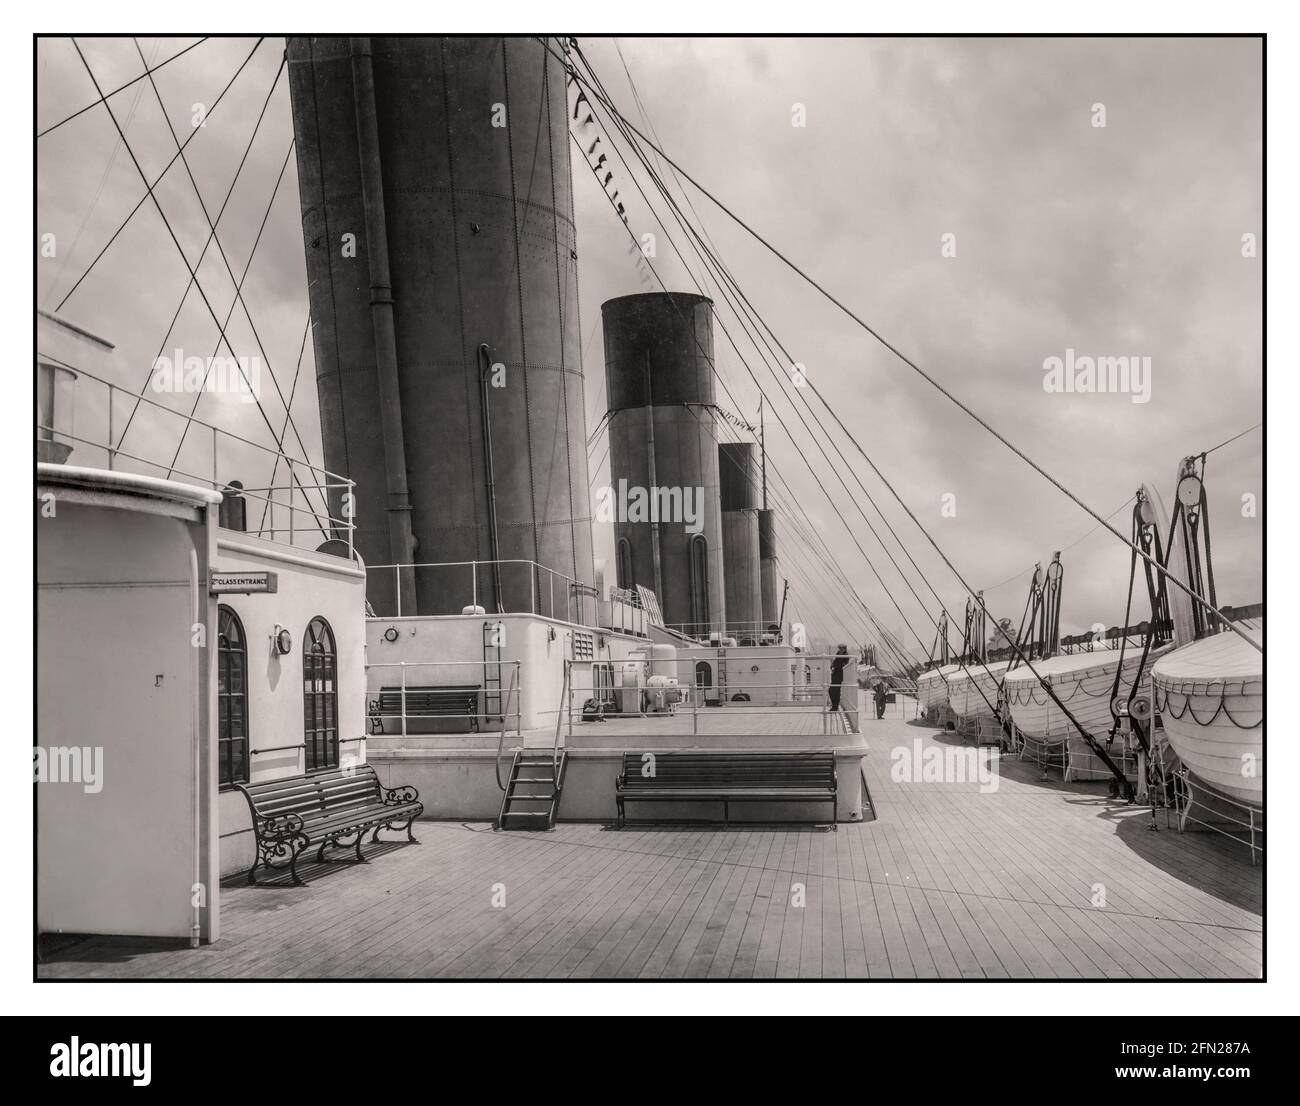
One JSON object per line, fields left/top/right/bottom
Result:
{"left": 39, "top": 703, "right": 1262, "bottom": 980}
{"left": 522, "top": 702, "right": 854, "bottom": 743}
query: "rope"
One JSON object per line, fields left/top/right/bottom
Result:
{"left": 37, "top": 37, "right": 210, "bottom": 138}
{"left": 1155, "top": 686, "right": 1263, "bottom": 729}
{"left": 70, "top": 40, "right": 324, "bottom": 539}
{"left": 567, "top": 43, "right": 1140, "bottom": 784}
{"left": 1205, "top": 422, "right": 1262, "bottom": 456}
{"left": 133, "top": 41, "right": 318, "bottom": 487}
{"left": 554, "top": 38, "right": 1260, "bottom": 659}
{"left": 55, "top": 39, "right": 263, "bottom": 312}
{"left": 574, "top": 49, "right": 1016, "bottom": 721}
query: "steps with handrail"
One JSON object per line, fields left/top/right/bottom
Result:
{"left": 496, "top": 750, "right": 567, "bottom": 830}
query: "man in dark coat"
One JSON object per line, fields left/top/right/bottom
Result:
{"left": 828, "top": 645, "right": 850, "bottom": 712}
{"left": 874, "top": 681, "right": 888, "bottom": 719}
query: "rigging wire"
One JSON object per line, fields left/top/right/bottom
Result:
{"left": 42, "top": 39, "right": 161, "bottom": 308}
{"left": 131, "top": 40, "right": 318, "bottom": 485}
{"left": 257, "top": 314, "right": 315, "bottom": 535}
{"left": 116, "top": 48, "right": 284, "bottom": 446}
{"left": 572, "top": 44, "right": 1133, "bottom": 734}
{"left": 553, "top": 37, "right": 1260, "bottom": 657}
{"left": 69, "top": 39, "right": 326, "bottom": 540}
{"left": 572, "top": 122, "right": 925, "bottom": 673}
{"left": 574, "top": 48, "right": 990, "bottom": 695}
{"left": 54, "top": 38, "right": 264, "bottom": 312}
{"left": 37, "top": 37, "right": 210, "bottom": 138}
{"left": 979, "top": 497, "right": 1133, "bottom": 596}
{"left": 166, "top": 137, "right": 300, "bottom": 477}
{"left": 569, "top": 88, "right": 902, "bottom": 662}
{"left": 1205, "top": 421, "right": 1262, "bottom": 456}
{"left": 691, "top": 404, "right": 916, "bottom": 669}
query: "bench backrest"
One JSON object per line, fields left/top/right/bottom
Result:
{"left": 374, "top": 686, "right": 480, "bottom": 713}
{"left": 238, "top": 764, "right": 383, "bottom": 823}
{"left": 619, "top": 752, "right": 836, "bottom": 790}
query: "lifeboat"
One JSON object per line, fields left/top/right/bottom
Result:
{"left": 1153, "top": 618, "right": 1262, "bottom": 806}
{"left": 947, "top": 661, "right": 1010, "bottom": 738}
{"left": 1002, "top": 645, "right": 1173, "bottom": 780}
{"left": 915, "top": 662, "right": 961, "bottom": 722}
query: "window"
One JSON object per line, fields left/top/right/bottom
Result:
{"left": 303, "top": 616, "right": 339, "bottom": 771}
{"left": 593, "top": 662, "right": 615, "bottom": 706}
{"left": 217, "top": 606, "right": 249, "bottom": 787}
{"left": 688, "top": 533, "right": 709, "bottom": 635}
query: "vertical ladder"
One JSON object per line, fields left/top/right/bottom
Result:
{"left": 496, "top": 750, "right": 567, "bottom": 830}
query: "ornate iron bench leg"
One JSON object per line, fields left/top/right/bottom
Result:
{"left": 355, "top": 832, "right": 367, "bottom": 863}
{"left": 247, "top": 857, "right": 260, "bottom": 886}
{"left": 288, "top": 846, "right": 306, "bottom": 887}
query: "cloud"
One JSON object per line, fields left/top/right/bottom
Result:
{"left": 37, "top": 36, "right": 1262, "bottom": 651}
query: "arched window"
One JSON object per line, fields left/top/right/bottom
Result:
{"left": 217, "top": 606, "right": 249, "bottom": 787}
{"left": 695, "top": 660, "right": 713, "bottom": 690}
{"left": 303, "top": 616, "right": 339, "bottom": 771}
{"left": 688, "top": 533, "right": 709, "bottom": 635}
{"left": 617, "top": 537, "right": 634, "bottom": 591}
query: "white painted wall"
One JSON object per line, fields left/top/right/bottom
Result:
{"left": 214, "top": 532, "right": 367, "bottom": 876}
{"left": 366, "top": 614, "right": 657, "bottom": 733}
{"left": 37, "top": 474, "right": 220, "bottom": 942}
{"left": 673, "top": 644, "right": 796, "bottom": 705}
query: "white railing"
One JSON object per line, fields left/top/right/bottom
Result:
{"left": 563, "top": 654, "right": 863, "bottom": 736}
{"left": 365, "top": 659, "right": 523, "bottom": 738}
{"left": 1170, "top": 770, "right": 1264, "bottom": 866}
{"left": 370, "top": 559, "right": 599, "bottom": 624}
{"left": 36, "top": 363, "right": 355, "bottom": 556}
{"left": 663, "top": 620, "right": 784, "bottom": 644}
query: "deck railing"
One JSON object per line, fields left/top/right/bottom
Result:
{"left": 364, "top": 659, "right": 524, "bottom": 738}
{"left": 562, "top": 653, "right": 866, "bottom": 737}
{"left": 663, "top": 620, "right": 784, "bottom": 645}
{"left": 369, "top": 559, "right": 599, "bottom": 624}
{"left": 36, "top": 362, "right": 355, "bottom": 556}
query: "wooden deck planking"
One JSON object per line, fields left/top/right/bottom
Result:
{"left": 39, "top": 709, "right": 1262, "bottom": 980}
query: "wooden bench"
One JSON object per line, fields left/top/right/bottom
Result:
{"left": 615, "top": 751, "right": 837, "bottom": 829}
{"left": 235, "top": 764, "right": 423, "bottom": 886}
{"left": 367, "top": 684, "right": 481, "bottom": 734}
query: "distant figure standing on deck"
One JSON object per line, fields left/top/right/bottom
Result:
{"left": 874, "top": 681, "right": 888, "bottom": 719}
{"left": 828, "top": 645, "right": 850, "bottom": 712}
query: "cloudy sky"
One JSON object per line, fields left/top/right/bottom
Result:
{"left": 36, "top": 36, "right": 1263, "bottom": 657}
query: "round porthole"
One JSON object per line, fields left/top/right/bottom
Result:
{"left": 751, "top": 664, "right": 760, "bottom": 673}
{"left": 384, "top": 626, "right": 400, "bottom": 643}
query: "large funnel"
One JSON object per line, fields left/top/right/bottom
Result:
{"left": 718, "top": 442, "right": 762, "bottom": 642}
{"left": 288, "top": 37, "right": 595, "bottom": 617}
{"left": 602, "top": 292, "right": 725, "bottom": 636}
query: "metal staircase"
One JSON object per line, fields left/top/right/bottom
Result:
{"left": 496, "top": 750, "right": 567, "bottom": 830}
